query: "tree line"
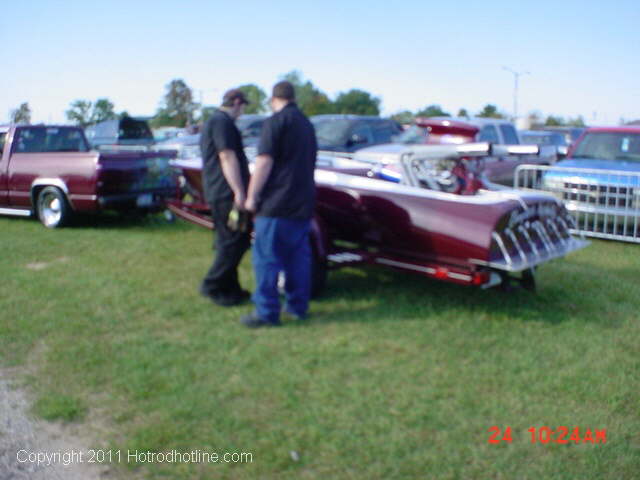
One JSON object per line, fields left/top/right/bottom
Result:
{"left": 7, "top": 70, "right": 588, "bottom": 128}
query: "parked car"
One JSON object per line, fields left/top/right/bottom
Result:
{"left": 392, "top": 117, "right": 479, "bottom": 145}
{"left": 85, "top": 116, "right": 155, "bottom": 149}
{"left": 157, "top": 134, "right": 201, "bottom": 160}
{"left": 153, "top": 126, "right": 185, "bottom": 142}
{"left": 539, "top": 126, "right": 586, "bottom": 147}
{"left": 0, "top": 124, "right": 176, "bottom": 228}
{"left": 236, "top": 114, "right": 267, "bottom": 147}
{"left": 167, "top": 142, "right": 587, "bottom": 293}
{"left": 542, "top": 127, "right": 640, "bottom": 228}
{"left": 520, "top": 130, "right": 569, "bottom": 158}
{"left": 311, "top": 115, "right": 402, "bottom": 153}
{"left": 355, "top": 117, "right": 554, "bottom": 184}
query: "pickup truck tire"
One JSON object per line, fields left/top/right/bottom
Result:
{"left": 36, "top": 186, "right": 72, "bottom": 228}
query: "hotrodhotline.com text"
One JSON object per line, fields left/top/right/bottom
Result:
{"left": 16, "top": 449, "right": 253, "bottom": 466}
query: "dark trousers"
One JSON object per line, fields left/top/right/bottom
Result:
{"left": 252, "top": 216, "right": 311, "bottom": 322}
{"left": 201, "top": 201, "right": 251, "bottom": 296}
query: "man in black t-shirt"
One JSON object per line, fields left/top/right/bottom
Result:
{"left": 199, "top": 88, "right": 252, "bottom": 306}
{"left": 241, "top": 81, "right": 318, "bottom": 328}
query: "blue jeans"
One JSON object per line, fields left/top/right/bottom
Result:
{"left": 252, "top": 217, "right": 311, "bottom": 322}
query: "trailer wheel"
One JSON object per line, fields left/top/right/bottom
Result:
{"left": 37, "top": 186, "right": 72, "bottom": 228}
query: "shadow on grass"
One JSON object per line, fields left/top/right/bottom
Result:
{"left": 304, "top": 263, "right": 625, "bottom": 328}
{"left": 71, "top": 211, "right": 179, "bottom": 230}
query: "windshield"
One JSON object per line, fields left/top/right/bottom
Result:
{"left": 392, "top": 125, "right": 428, "bottom": 144}
{"left": 311, "top": 118, "right": 351, "bottom": 147}
{"left": 521, "top": 133, "right": 566, "bottom": 146}
{"left": 573, "top": 132, "right": 640, "bottom": 162}
{"left": 118, "top": 118, "right": 153, "bottom": 140}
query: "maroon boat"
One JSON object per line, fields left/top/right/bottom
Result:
{"left": 168, "top": 143, "right": 588, "bottom": 293}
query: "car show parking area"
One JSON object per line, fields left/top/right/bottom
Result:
{"left": 0, "top": 215, "right": 638, "bottom": 479}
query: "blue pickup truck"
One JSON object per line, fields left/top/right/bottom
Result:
{"left": 542, "top": 127, "right": 640, "bottom": 236}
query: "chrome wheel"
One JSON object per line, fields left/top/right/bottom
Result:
{"left": 37, "top": 187, "right": 70, "bottom": 228}
{"left": 41, "top": 193, "right": 62, "bottom": 227}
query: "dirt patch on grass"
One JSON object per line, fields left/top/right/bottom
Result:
{"left": 0, "top": 366, "right": 116, "bottom": 479}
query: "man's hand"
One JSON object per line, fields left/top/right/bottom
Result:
{"left": 244, "top": 196, "right": 257, "bottom": 213}
{"left": 245, "top": 154, "right": 274, "bottom": 215}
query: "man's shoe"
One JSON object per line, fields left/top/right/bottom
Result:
{"left": 236, "top": 289, "right": 251, "bottom": 301}
{"left": 200, "top": 289, "right": 245, "bottom": 307}
{"left": 240, "top": 312, "right": 281, "bottom": 328}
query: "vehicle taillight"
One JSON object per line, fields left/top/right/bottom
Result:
{"left": 472, "top": 271, "right": 490, "bottom": 285}
{"left": 434, "top": 267, "right": 449, "bottom": 279}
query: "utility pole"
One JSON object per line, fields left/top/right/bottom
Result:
{"left": 502, "top": 67, "right": 530, "bottom": 123}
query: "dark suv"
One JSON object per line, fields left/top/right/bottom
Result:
{"left": 311, "top": 115, "right": 402, "bottom": 153}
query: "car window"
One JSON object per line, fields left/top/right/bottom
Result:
{"left": 393, "top": 125, "right": 428, "bottom": 144}
{"left": 0, "top": 132, "right": 6, "bottom": 156}
{"left": 573, "top": 132, "right": 640, "bottom": 162}
{"left": 499, "top": 124, "right": 520, "bottom": 144}
{"left": 478, "top": 125, "right": 499, "bottom": 143}
{"left": 15, "top": 127, "right": 89, "bottom": 153}
{"left": 311, "top": 118, "right": 352, "bottom": 148}
{"left": 370, "top": 121, "right": 398, "bottom": 143}
{"left": 118, "top": 118, "right": 153, "bottom": 140}
{"left": 350, "top": 122, "right": 374, "bottom": 144}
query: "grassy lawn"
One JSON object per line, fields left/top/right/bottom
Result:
{"left": 1, "top": 214, "right": 638, "bottom": 479}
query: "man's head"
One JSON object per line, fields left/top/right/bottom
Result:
{"left": 221, "top": 88, "right": 249, "bottom": 119}
{"left": 270, "top": 81, "right": 295, "bottom": 112}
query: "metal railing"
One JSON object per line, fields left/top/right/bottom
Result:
{"left": 514, "top": 165, "right": 640, "bottom": 243}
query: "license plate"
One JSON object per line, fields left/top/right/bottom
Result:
{"left": 136, "top": 194, "right": 153, "bottom": 207}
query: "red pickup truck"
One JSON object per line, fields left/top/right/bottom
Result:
{"left": 0, "top": 124, "right": 176, "bottom": 228}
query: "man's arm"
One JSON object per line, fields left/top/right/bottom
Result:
{"left": 218, "top": 149, "right": 246, "bottom": 208}
{"left": 244, "top": 153, "right": 274, "bottom": 213}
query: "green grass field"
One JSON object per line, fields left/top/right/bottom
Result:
{"left": 1, "top": 215, "right": 638, "bottom": 479}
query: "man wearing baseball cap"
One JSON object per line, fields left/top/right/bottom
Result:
{"left": 199, "top": 88, "right": 252, "bottom": 306}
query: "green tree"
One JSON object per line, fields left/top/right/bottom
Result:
{"left": 66, "top": 100, "right": 93, "bottom": 127}
{"left": 415, "top": 104, "right": 450, "bottom": 117}
{"left": 457, "top": 108, "right": 469, "bottom": 118}
{"left": 238, "top": 84, "right": 267, "bottom": 114}
{"left": 11, "top": 102, "right": 31, "bottom": 124}
{"left": 477, "top": 104, "right": 505, "bottom": 119}
{"left": 151, "top": 79, "right": 199, "bottom": 128}
{"left": 92, "top": 98, "right": 116, "bottom": 123}
{"left": 333, "top": 89, "right": 380, "bottom": 116}
{"left": 65, "top": 98, "right": 116, "bottom": 127}
{"left": 567, "top": 115, "right": 585, "bottom": 127}
{"left": 544, "top": 115, "right": 564, "bottom": 126}
{"left": 391, "top": 110, "right": 414, "bottom": 125}
{"left": 280, "top": 70, "right": 336, "bottom": 116}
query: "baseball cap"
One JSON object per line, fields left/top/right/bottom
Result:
{"left": 222, "top": 89, "right": 250, "bottom": 107}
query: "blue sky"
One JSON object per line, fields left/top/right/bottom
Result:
{"left": 2, "top": 0, "right": 639, "bottom": 125}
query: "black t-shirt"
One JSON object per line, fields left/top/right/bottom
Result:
{"left": 257, "top": 103, "right": 317, "bottom": 219}
{"left": 199, "top": 110, "right": 250, "bottom": 205}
